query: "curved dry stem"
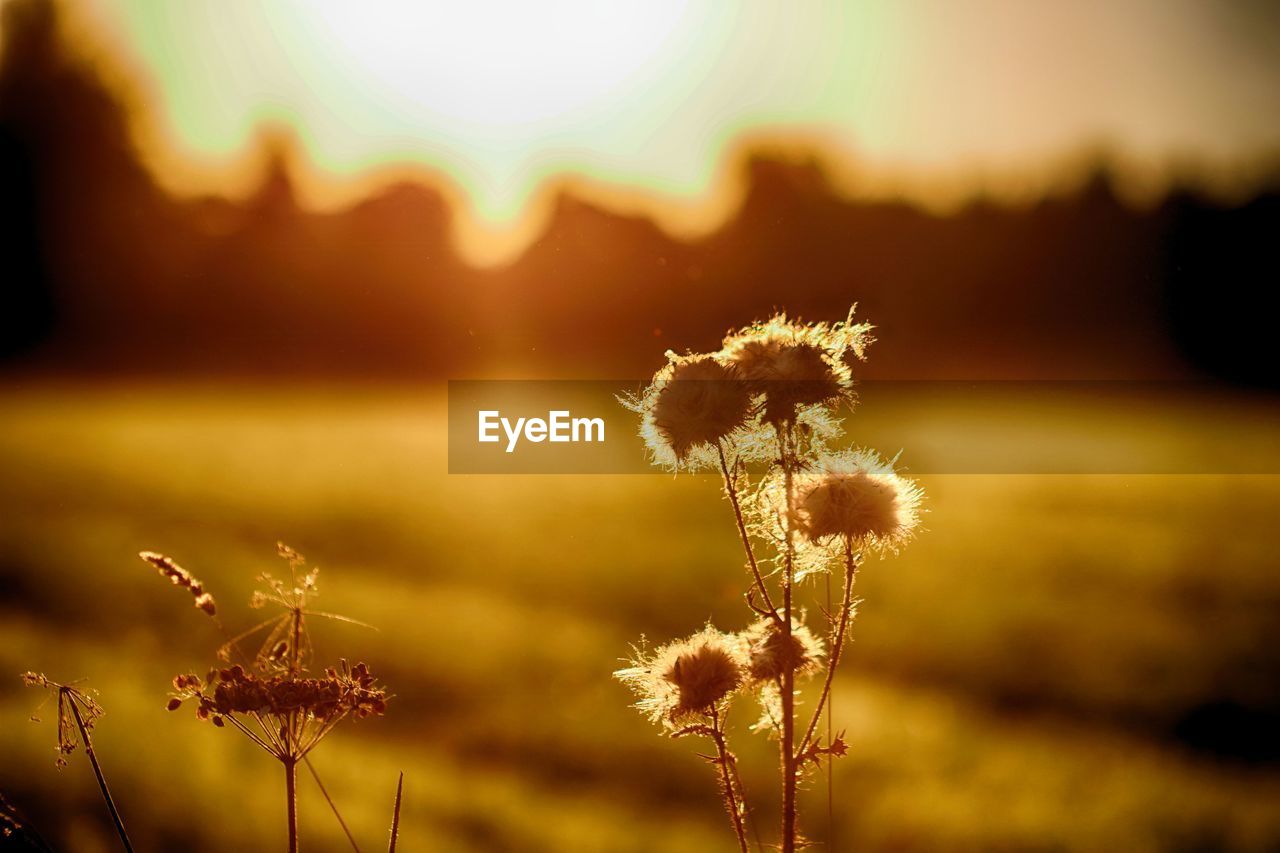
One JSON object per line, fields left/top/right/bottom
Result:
{"left": 797, "top": 540, "right": 859, "bottom": 757}
{"left": 716, "top": 441, "right": 781, "bottom": 624}
{"left": 710, "top": 707, "right": 750, "bottom": 853}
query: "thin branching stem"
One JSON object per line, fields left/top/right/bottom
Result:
{"left": 777, "top": 422, "right": 799, "bottom": 853}
{"left": 290, "top": 607, "right": 304, "bottom": 676}
{"left": 710, "top": 707, "right": 750, "bottom": 853}
{"left": 717, "top": 441, "right": 781, "bottom": 623}
{"left": 825, "top": 564, "right": 835, "bottom": 849}
{"left": 727, "top": 751, "right": 765, "bottom": 853}
{"left": 215, "top": 619, "right": 255, "bottom": 672}
{"left": 798, "top": 539, "right": 858, "bottom": 757}
{"left": 305, "top": 757, "right": 361, "bottom": 852}
{"left": 222, "top": 711, "right": 278, "bottom": 755}
{"left": 66, "top": 693, "right": 134, "bottom": 853}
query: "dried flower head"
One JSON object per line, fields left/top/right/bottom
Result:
{"left": 615, "top": 627, "right": 746, "bottom": 727}
{"left": 628, "top": 353, "right": 754, "bottom": 467}
{"left": 720, "top": 309, "right": 873, "bottom": 424}
{"left": 21, "top": 672, "right": 103, "bottom": 769}
{"left": 745, "top": 469, "right": 839, "bottom": 582}
{"left": 140, "top": 551, "right": 217, "bottom": 616}
{"left": 218, "top": 543, "right": 372, "bottom": 670}
{"left": 737, "top": 617, "right": 826, "bottom": 682}
{"left": 156, "top": 542, "right": 384, "bottom": 853}
{"left": 159, "top": 542, "right": 387, "bottom": 772}
{"left": 791, "top": 450, "right": 922, "bottom": 551}
{"left": 168, "top": 660, "right": 387, "bottom": 760}
{"left": 624, "top": 354, "right": 758, "bottom": 471}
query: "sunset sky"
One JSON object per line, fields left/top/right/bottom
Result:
{"left": 36, "top": 0, "right": 1280, "bottom": 261}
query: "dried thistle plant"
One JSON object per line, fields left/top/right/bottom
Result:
{"left": 143, "top": 544, "right": 388, "bottom": 853}
{"left": 21, "top": 673, "right": 133, "bottom": 852}
{"left": 616, "top": 627, "right": 753, "bottom": 851}
{"left": 616, "top": 307, "right": 922, "bottom": 852}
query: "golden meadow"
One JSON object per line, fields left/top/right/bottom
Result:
{"left": 2, "top": 369, "right": 1279, "bottom": 850}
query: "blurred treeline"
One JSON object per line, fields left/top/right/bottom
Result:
{"left": 2, "top": 0, "right": 1279, "bottom": 382}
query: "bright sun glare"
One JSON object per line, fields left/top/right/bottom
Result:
{"left": 306, "top": 0, "right": 693, "bottom": 129}
{"left": 88, "top": 0, "right": 732, "bottom": 247}
{"left": 58, "top": 0, "right": 1280, "bottom": 264}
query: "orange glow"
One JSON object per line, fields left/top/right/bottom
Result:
{"left": 28, "top": 0, "right": 1280, "bottom": 265}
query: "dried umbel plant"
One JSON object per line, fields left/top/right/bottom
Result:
{"left": 21, "top": 673, "right": 133, "bottom": 851}
{"left": 617, "top": 307, "right": 922, "bottom": 852}
{"left": 144, "top": 544, "right": 388, "bottom": 853}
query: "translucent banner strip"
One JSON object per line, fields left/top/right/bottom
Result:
{"left": 447, "top": 380, "right": 1280, "bottom": 474}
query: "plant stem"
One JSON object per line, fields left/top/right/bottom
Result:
{"left": 717, "top": 441, "right": 780, "bottom": 622}
{"left": 388, "top": 772, "right": 403, "bottom": 853}
{"left": 710, "top": 707, "right": 750, "bottom": 853}
{"left": 304, "top": 757, "right": 361, "bottom": 852}
{"left": 798, "top": 540, "right": 858, "bottom": 756}
{"left": 727, "top": 754, "right": 764, "bottom": 853}
{"left": 284, "top": 757, "right": 299, "bottom": 853}
{"left": 285, "top": 605, "right": 303, "bottom": 853}
{"left": 778, "top": 424, "right": 798, "bottom": 853}
{"left": 66, "top": 693, "right": 134, "bottom": 853}
{"left": 826, "top": 554, "right": 835, "bottom": 848}
{"left": 291, "top": 607, "right": 304, "bottom": 675}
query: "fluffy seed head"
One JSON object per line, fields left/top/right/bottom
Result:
{"left": 666, "top": 643, "right": 742, "bottom": 714}
{"left": 615, "top": 626, "right": 746, "bottom": 726}
{"left": 720, "top": 309, "right": 872, "bottom": 424}
{"left": 738, "top": 617, "right": 826, "bottom": 682}
{"left": 724, "top": 338, "right": 839, "bottom": 424}
{"left": 791, "top": 450, "right": 922, "bottom": 551}
{"left": 629, "top": 352, "right": 753, "bottom": 467}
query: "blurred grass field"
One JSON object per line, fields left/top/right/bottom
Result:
{"left": 2, "top": 381, "right": 1280, "bottom": 851}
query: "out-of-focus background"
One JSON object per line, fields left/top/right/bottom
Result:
{"left": 2, "top": 0, "right": 1279, "bottom": 850}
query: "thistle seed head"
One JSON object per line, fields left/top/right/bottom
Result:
{"left": 719, "top": 309, "right": 872, "bottom": 424}
{"left": 737, "top": 617, "right": 825, "bottom": 682}
{"left": 648, "top": 354, "right": 752, "bottom": 460}
{"left": 791, "top": 450, "right": 922, "bottom": 551}
{"left": 615, "top": 626, "right": 746, "bottom": 727}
